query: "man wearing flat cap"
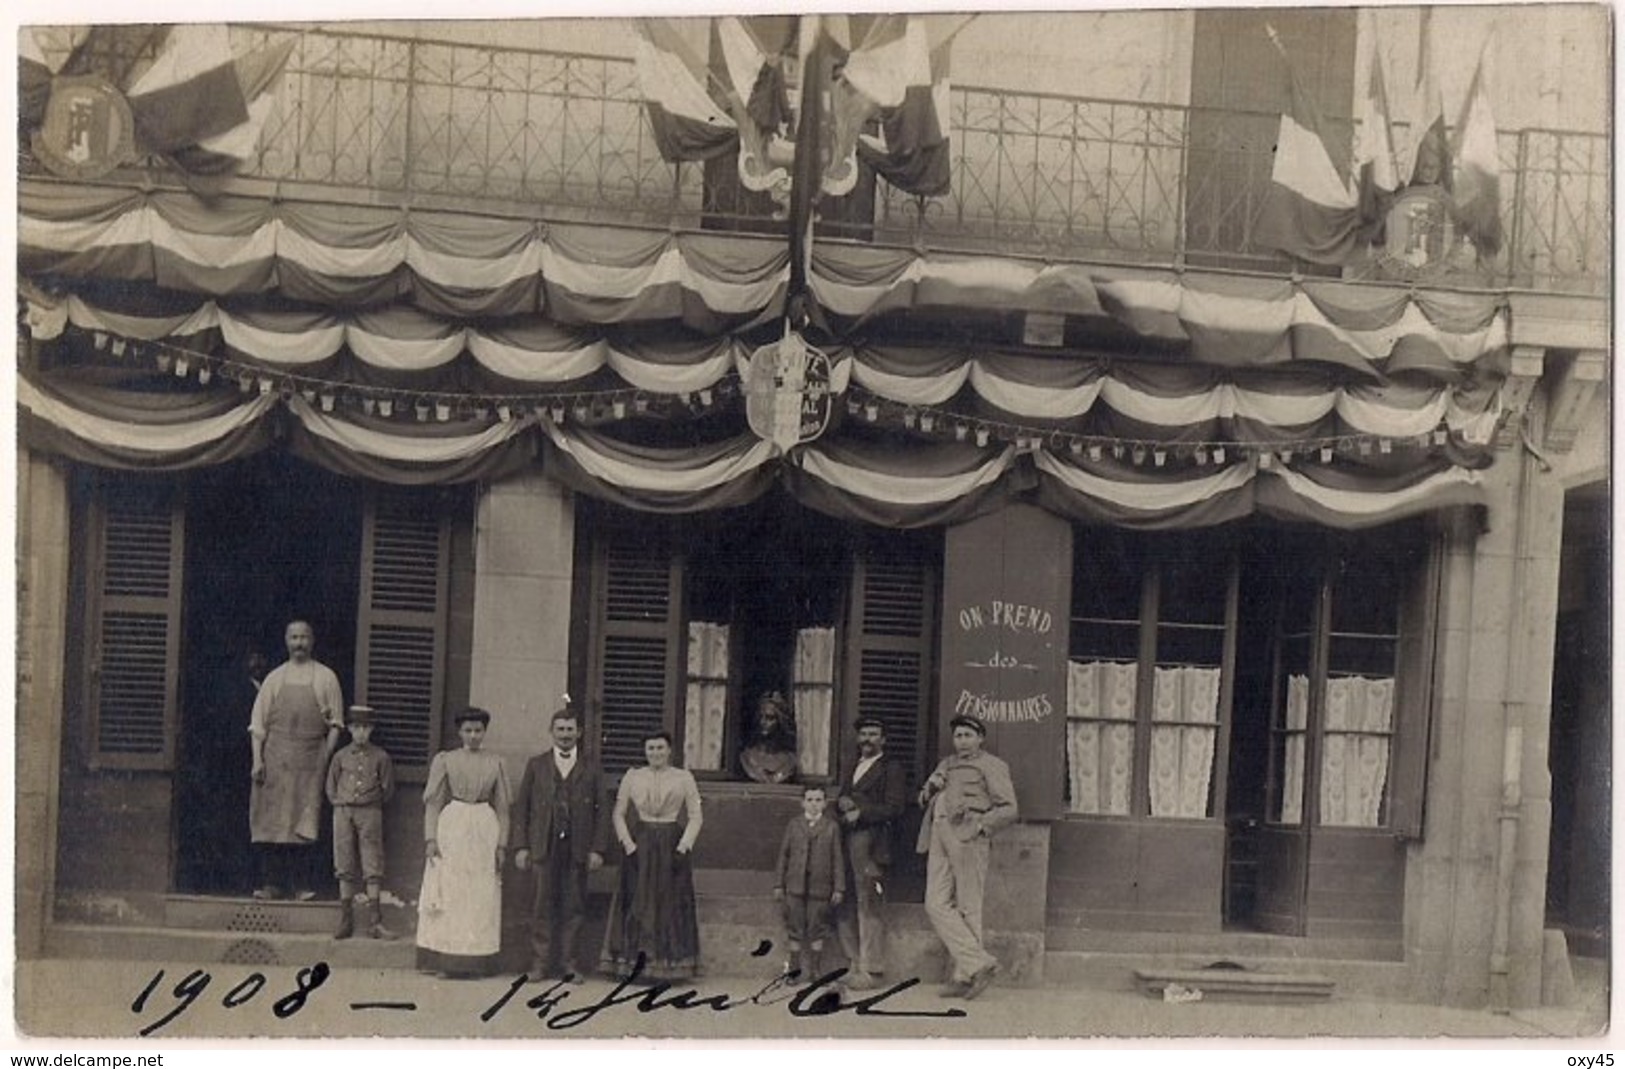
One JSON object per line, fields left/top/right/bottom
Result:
{"left": 833, "top": 715, "right": 908, "bottom": 990}
{"left": 916, "top": 712, "right": 1017, "bottom": 1000}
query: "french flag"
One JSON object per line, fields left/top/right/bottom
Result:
{"left": 1354, "top": 38, "right": 1399, "bottom": 241}
{"left": 632, "top": 19, "right": 739, "bottom": 164}
{"left": 854, "top": 15, "right": 969, "bottom": 198}
{"left": 1450, "top": 44, "right": 1503, "bottom": 257}
{"left": 123, "top": 25, "right": 295, "bottom": 181}
{"left": 1254, "top": 29, "right": 1361, "bottom": 265}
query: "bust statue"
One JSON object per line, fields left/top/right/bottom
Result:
{"left": 739, "top": 691, "right": 799, "bottom": 785}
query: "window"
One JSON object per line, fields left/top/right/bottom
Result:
{"left": 1266, "top": 526, "right": 1441, "bottom": 831}
{"left": 1064, "top": 530, "right": 1237, "bottom": 819}
{"left": 581, "top": 500, "right": 938, "bottom": 780}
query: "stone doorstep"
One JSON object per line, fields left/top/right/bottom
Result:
{"left": 1133, "top": 966, "right": 1335, "bottom": 1003}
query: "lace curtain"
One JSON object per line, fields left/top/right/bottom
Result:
{"left": 793, "top": 627, "right": 836, "bottom": 778}
{"left": 1066, "top": 660, "right": 1221, "bottom": 817}
{"left": 683, "top": 621, "right": 729, "bottom": 771}
{"left": 1064, "top": 660, "right": 1137, "bottom": 815}
{"left": 1149, "top": 665, "right": 1221, "bottom": 818}
{"left": 1278, "top": 674, "right": 1394, "bottom": 827}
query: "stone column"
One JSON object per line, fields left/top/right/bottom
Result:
{"left": 17, "top": 448, "right": 71, "bottom": 959}
{"left": 468, "top": 472, "right": 576, "bottom": 769}
{"left": 1405, "top": 441, "right": 1565, "bottom": 1008}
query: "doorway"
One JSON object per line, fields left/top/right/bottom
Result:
{"left": 174, "top": 455, "right": 363, "bottom": 895}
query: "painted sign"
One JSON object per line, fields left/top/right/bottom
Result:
{"left": 32, "top": 76, "right": 135, "bottom": 180}
{"left": 938, "top": 503, "right": 1070, "bottom": 819}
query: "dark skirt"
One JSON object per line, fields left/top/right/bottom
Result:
{"left": 600, "top": 822, "right": 699, "bottom": 980}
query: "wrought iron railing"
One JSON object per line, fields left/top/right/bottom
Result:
{"left": 90, "top": 25, "right": 1610, "bottom": 294}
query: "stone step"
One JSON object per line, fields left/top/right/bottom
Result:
{"left": 45, "top": 922, "right": 417, "bottom": 970}
{"left": 1134, "top": 965, "right": 1335, "bottom": 1003}
{"left": 1043, "top": 949, "right": 1410, "bottom": 999}
{"left": 164, "top": 894, "right": 380, "bottom": 935}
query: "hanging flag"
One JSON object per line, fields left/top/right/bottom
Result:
{"left": 1353, "top": 36, "right": 1399, "bottom": 240}
{"left": 1450, "top": 42, "right": 1503, "bottom": 256}
{"left": 20, "top": 26, "right": 91, "bottom": 127}
{"left": 121, "top": 24, "right": 295, "bottom": 180}
{"left": 126, "top": 25, "right": 248, "bottom": 151}
{"left": 787, "top": 14, "right": 833, "bottom": 293}
{"left": 852, "top": 15, "right": 967, "bottom": 198}
{"left": 1253, "top": 25, "right": 1360, "bottom": 265}
{"left": 632, "top": 18, "right": 737, "bottom": 163}
{"left": 716, "top": 16, "right": 794, "bottom": 203}
{"left": 168, "top": 37, "right": 297, "bottom": 178}
{"left": 1407, "top": 9, "right": 1450, "bottom": 189}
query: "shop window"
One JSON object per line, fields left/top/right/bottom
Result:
{"left": 1064, "top": 530, "right": 1237, "bottom": 819}
{"left": 1266, "top": 527, "right": 1441, "bottom": 832}
{"left": 583, "top": 503, "right": 937, "bottom": 780}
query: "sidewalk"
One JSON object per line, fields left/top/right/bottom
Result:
{"left": 11, "top": 955, "right": 1611, "bottom": 1043}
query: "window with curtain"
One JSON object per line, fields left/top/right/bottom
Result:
{"left": 1269, "top": 536, "right": 1416, "bottom": 829}
{"left": 1065, "top": 530, "right": 1235, "bottom": 819}
{"left": 585, "top": 498, "right": 876, "bottom": 780}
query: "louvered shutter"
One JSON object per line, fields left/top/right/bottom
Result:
{"left": 843, "top": 541, "right": 937, "bottom": 779}
{"left": 87, "top": 483, "right": 183, "bottom": 770}
{"left": 355, "top": 489, "right": 450, "bottom": 771}
{"left": 589, "top": 534, "right": 683, "bottom": 775}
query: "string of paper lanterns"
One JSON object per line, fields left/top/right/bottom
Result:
{"left": 73, "top": 327, "right": 738, "bottom": 425}
{"left": 65, "top": 324, "right": 1456, "bottom": 461}
{"left": 840, "top": 385, "right": 1453, "bottom": 467}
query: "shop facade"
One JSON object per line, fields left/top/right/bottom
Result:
{"left": 16, "top": 11, "right": 1608, "bottom": 1011}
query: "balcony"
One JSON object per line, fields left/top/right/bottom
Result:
{"left": 27, "top": 24, "right": 1608, "bottom": 296}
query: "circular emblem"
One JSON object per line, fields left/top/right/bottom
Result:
{"left": 745, "top": 332, "right": 833, "bottom": 451}
{"left": 1376, "top": 185, "right": 1468, "bottom": 281}
{"left": 32, "top": 76, "right": 135, "bottom": 180}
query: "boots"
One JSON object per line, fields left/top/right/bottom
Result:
{"left": 333, "top": 899, "right": 355, "bottom": 940}
{"left": 366, "top": 897, "right": 396, "bottom": 940}
{"left": 798, "top": 944, "right": 821, "bottom": 984}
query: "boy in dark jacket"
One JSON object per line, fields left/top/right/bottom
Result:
{"left": 773, "top": 784, "right": 845, "bottom": 982}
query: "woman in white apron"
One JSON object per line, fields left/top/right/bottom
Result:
{"left": 416, "top": 707, "right": 512, "bottom": 978}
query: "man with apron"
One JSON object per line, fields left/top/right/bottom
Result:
{"left": 249, "top": 620, "right": 344, "bottom": 900}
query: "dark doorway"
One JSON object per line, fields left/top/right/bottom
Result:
{"left": 175, "top": 454, "right": 364, "bottom": 895}
{"left": 1545, "top": 487, "right": 1610, "bottom": 957}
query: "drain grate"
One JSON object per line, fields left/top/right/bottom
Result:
{"left": 222, "top": 938, "right": 281, "bottom": 966}
{"left": 226, "top": 904, "right": 285, "bottom": 935}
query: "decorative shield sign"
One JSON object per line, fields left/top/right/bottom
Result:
{"left": 31, "top": 76, "right": 135, "bottom": 180}
{"left": 1377, "top": 185, "right": 1469, "bottom": 281}
{"left": 745, "top": 332, "right": 833, "bottom": 451}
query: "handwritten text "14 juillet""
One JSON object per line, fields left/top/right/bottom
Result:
{"left": 129, "top": 954, "right": 966, "bottom": 1036}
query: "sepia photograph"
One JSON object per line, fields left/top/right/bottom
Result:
{"left": 10, "top": 1, "right": 1612, "bottom": 1045}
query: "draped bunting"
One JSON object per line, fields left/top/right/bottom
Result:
{"left": 20, "top": 364, "right": 1488, "bottom": 528}
{"left": 20, "top": 184, "right": 789, "bottom": 327}
{"left": 39, "top": 293, "right": 1502, "bottom": 451}
{"left": 21, "top": 175, "right": 1504, "bottom": 527}
{"left": 23, "top": 181, "right": 1509, "bottom": 377}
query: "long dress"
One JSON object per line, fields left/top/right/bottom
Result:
{"left": 416, "top": 747, "right": 512, "bottom": 977}
{"left": 601, "top": 764, "right": 703, "bottom": 980}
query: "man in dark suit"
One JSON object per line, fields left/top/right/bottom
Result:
{"left": 512, "top": 705, "right": 608, "bottom": 982}
{"left": 833, "top": 716, "right": 908, "bottom": 990}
